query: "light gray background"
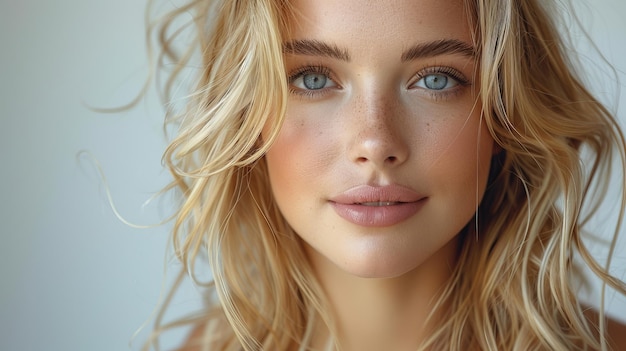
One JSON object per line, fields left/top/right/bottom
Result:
{"left": 1, "top": 1, "right": 625, "bottom": 350}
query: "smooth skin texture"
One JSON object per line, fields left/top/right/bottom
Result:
{"left": 264, "top": 0, "right": 494, "bottom": 349}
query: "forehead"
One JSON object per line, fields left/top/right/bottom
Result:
{"left": 286, "top": 0, "right": 472, "bottom": 46}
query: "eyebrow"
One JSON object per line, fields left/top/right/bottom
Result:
{"left": 282, "top": 38, "right": 477, "bottom": 62}
{"left": 283, "top": 39, "right": 351, "bottom": 62}
{"left": 401, "top": 39, "right": 477, "bottom": 62}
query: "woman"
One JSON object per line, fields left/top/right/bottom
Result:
{"left": 145, "top": 0, "right": 626, "bottom": 349}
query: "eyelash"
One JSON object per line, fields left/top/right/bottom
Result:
{"left": 286, "top": 65, "right": 470, "bottom": 99}
{"left": 410, "top": 66, "right": 470, "bottom": 100}
{"left": 287, "top": 65, "right": 337, "bottom": 98}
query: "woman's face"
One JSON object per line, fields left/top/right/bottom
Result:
{"left": 265, "top": 0, "right": 494, "bottom": 278}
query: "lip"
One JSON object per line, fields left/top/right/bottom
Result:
{"left": 329, "top": 185, "right": 427, "bottom": 227}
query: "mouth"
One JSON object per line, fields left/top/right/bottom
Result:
{"left": 329, "top": 184, "right": 426, "bottom": 227}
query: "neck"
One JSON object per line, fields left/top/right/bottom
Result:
{"left": 305, "top": 238, "right": 459, "bottom": 351}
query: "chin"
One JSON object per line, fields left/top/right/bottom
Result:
{"left": 310, "top": 234, "right": 459, "bottom": 280}
{"left": 338, "top": 253, "right": 427, "bottom": 279}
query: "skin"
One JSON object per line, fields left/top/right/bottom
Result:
{"left": 264, "top": 0, "right": 494, "bottom": 349}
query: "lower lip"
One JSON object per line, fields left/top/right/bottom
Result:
{"left": 330, "top": 200, "right": 426, "bottom": 227}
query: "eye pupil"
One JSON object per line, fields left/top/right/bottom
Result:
{"left": 424, "top": 74, "right": 448, "bottom": 90}
{"left": 303, "top": 74, "right": 327, "bottom": 90}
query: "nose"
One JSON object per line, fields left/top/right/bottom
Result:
{"left": 348, "top": 93, "right": 409, "bottom": 169}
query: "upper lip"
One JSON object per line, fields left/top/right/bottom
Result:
{"left": 329, "top": 184, "right": 425, "bottom": 205}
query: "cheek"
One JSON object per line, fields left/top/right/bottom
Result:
{"left": 265, "top": 111, "right": 339, "bottom": 203}
{"left": 440, "top": 120, "right": 493, "bottom": 197}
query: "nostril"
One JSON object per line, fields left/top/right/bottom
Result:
{"left": 386, "top": 156, "right": 398, "bottom": 163}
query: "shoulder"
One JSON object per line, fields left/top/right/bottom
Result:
{"left": 584, "top": 307, "right": 626, "bottom": 350}
{"left": 604, "top": 315, "right": 626, "bottom": 350}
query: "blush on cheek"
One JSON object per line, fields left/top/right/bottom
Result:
{"left": 272, "top": 113, "right": 341, "bottom": 174}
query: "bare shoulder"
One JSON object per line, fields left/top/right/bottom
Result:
{"left": 605, "top": 315, "right": 626, "bottom": 350}
{"left": 584, "top": 307, "right": 626, "bottom": 350}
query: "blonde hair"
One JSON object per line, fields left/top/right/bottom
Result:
{"left": 144, "top": 0, "right": 626, "bottom": 350}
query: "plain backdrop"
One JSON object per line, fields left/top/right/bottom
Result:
{"left": 1, "top": 1, "right": 625, "bottom": 350}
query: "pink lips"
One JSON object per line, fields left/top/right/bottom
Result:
{"left": 329, "top": 185, "right": 426, "bottom": 227}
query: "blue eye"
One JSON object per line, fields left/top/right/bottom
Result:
{"left": 409, "top": 67, "right": 469, "bottom": 94}
{"left": 289, "top": 67, "right": 337, "bottom": 93}
{"left": 414, "top": 73, "right": 459, "bottom": 90}
{"left": 301, "top": 73, "right": 329, "bottom": 90}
